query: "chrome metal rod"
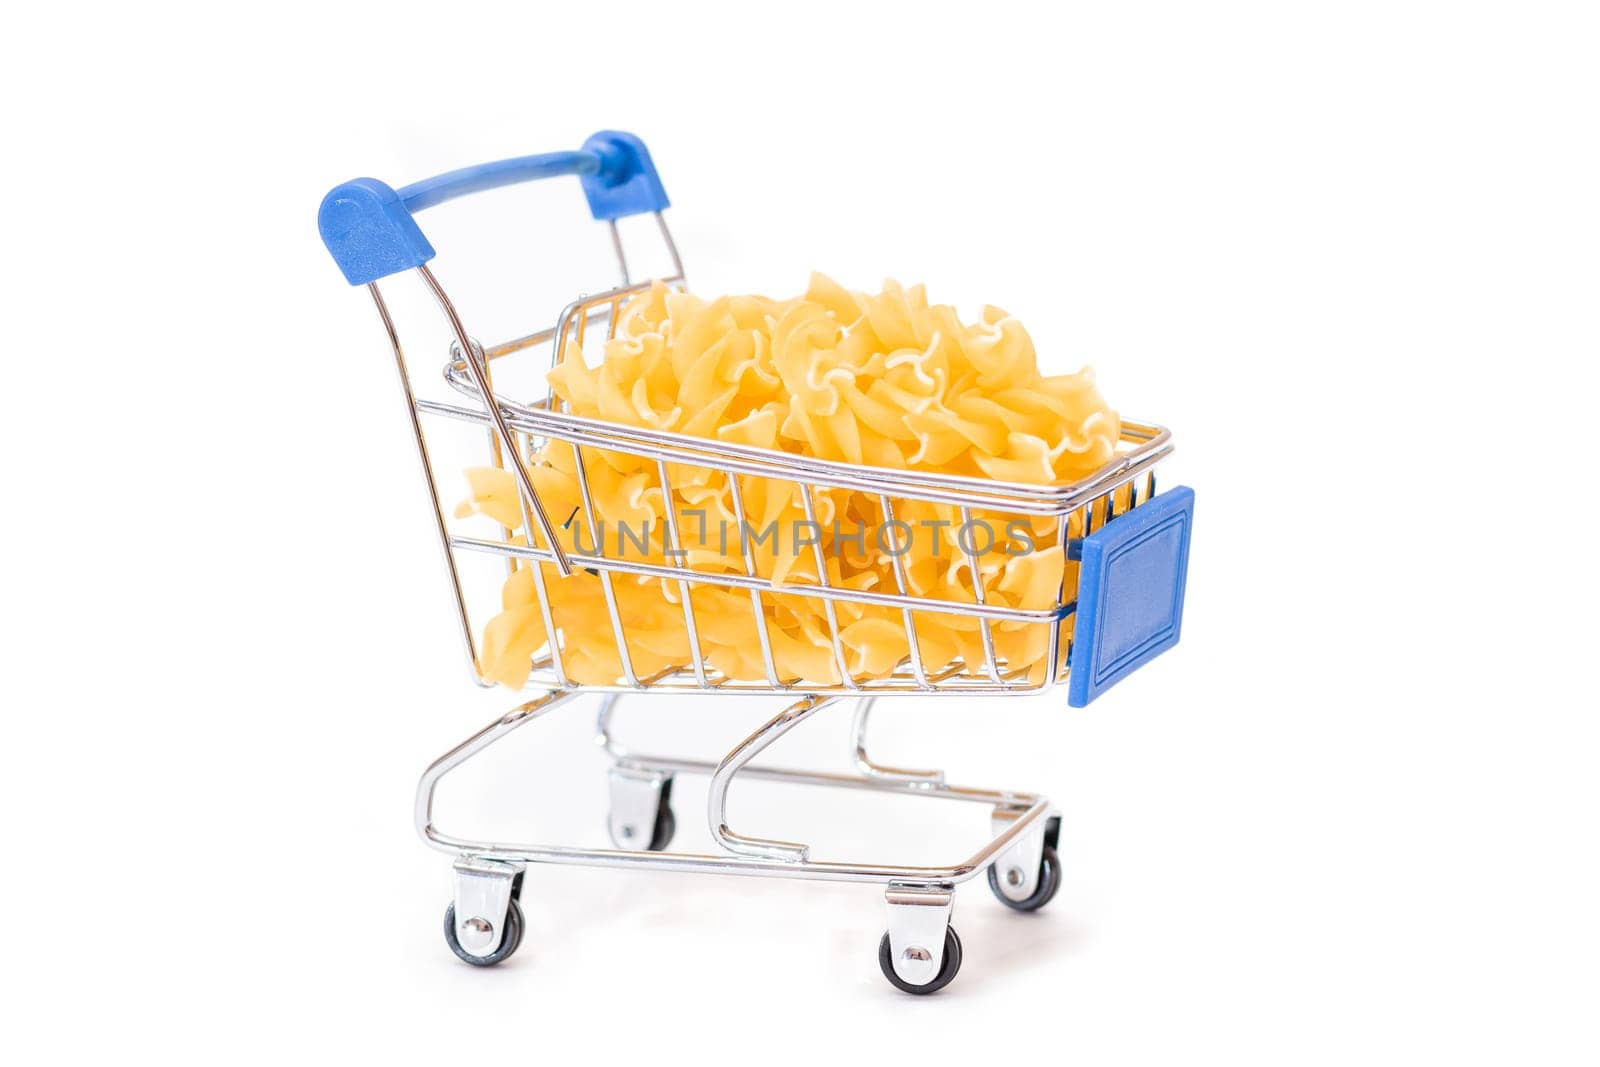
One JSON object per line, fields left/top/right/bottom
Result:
{"left": 447, "top": 535, "right": 1069, "bottom": 624}
{"left": 368, "top": 282, "right": 483, "bottom": 683}
{"left": 800, "top": 483, "right": 856, "bottom": 689}
{"left": 423, "top": 830, "right": 1038, "bottom": 885}
{"left": 851, "top": 697, "right": 945, "bottom": 786}
{"left": 726, "top": 472, "right": 781, "bottom": 686}
{"left": 415, "top": 691, "right": 581, "bottom": 841}
{"left": 598, "top": 694, "right": 1001, "bottom": 798}
{"left": 655, "top": 211, "right": 685, "bottom": 281}
{"left": 608, "top": 219, "right": 630, "bottom": 286}
{"left": 961, "top": 504, "right": 1003, "bottom": 684}
{"left": 423, "top": 385, "right": 1173, "bottom": 515}
{"left": 880, "top": 495, "right": 932, "bottom": 689}
{"left": 708, "top": 695, "right": 835, "bottom": 862}
{"left": 424, "top": 691, "right": 1052, "bottom": 885}
{"left": 417, "top": 264, "right": 572, "bottom": 575}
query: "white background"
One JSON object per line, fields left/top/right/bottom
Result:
{"left": 3, "top": 1, "right": 1597, "bottom": 1062}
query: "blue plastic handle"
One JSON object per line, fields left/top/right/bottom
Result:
{"left": 318, "top": 130, "right": 669, "bottom": 286}
{"left": 396, "top": 150, "right": 599, "bottom": 213}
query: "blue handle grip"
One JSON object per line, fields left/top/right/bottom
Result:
{"left": 397, "top": 150, "right": 599, "bottom": 213}
{"left": 318, "top": 130, "right": 669, "bottom": 286}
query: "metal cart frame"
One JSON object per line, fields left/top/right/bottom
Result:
{"left": 318, "top": 131, "right": 1195, "bottom": 992}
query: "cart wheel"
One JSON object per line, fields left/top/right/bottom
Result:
{"left": 878, "top": 925, "right": 962, "bottom": 995}
{"left": 443, "top": 899, "right": 524, "bottom": 966}
{"left": 648, "top": 803, "right": 676, "bottom": 852}
{"left": 987, "top": 845, "right": 1061, "bottom": 912}
{"left": 642, "top": 774, "right": 676, "bottom": 851}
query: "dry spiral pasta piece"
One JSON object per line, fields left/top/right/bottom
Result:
{"left": 460, "top": 275, "right": 1120, "bottom": 688}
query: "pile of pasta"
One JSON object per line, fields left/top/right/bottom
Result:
{"left": 457, "top": 274, "right": 1121, "bottom": 689}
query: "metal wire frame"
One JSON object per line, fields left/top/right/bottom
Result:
{"left": 368, "top": 241, "right": 1170, "bottom": 697}
{"left": 435, "top": 449, "right": 1160, "bottom": 695}
{"left": 417, "top": 690, "right": 1052, "bottom": 881}
{"left": 439, "top": 352, "right": 1169, "bottom": 516}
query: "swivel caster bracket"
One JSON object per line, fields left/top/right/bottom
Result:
{"left": 451, "top": 857, "right": 522, "bottom": 960}
{"left": 883, "top": 882, "right": 957, "bottom": 989}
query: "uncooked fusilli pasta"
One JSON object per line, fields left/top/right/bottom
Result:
{"left": 457, "top": 275, "right": 1121, "bottom": 689}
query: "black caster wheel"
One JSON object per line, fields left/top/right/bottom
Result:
{"left": 443, "top": 899, "right": 525, "bottom": 966}
{"left": 647, "top": 805, "right": 676, "bottom": 852}
{"left": 646, "top": 778, "right": 676, "bottom": 852}
{"left": 988, "top": 844, "right": 1061, "bottom": 912}
{"left": 878, "top": 925, "right": 962, "bottom": 995}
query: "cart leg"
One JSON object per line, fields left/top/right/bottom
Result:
{"left": 593, "top": 692, "right": 626, "bottom": 757}
{"left": 851, "top": 697, "right": 945, "bottom": 785}
{"left": 416, "top": 690, "right": 581, "bottom": 851}
{"left": 881, "top": 882, "right": 961, "bottom": 994}
{"left": 707, "top": 695, "right": 836, "bottom": 861}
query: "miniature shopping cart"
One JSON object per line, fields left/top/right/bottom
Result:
{"left": 317, "top": 131, "right": 1195, "bottom": 993}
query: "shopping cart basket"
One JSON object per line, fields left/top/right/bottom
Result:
{"left": 317, "top": 131, "right": 1195, "bottom": 993}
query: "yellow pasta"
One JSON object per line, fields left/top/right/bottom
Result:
{"left": 458, "top": 275, "right": 1121, "bottom": 689}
